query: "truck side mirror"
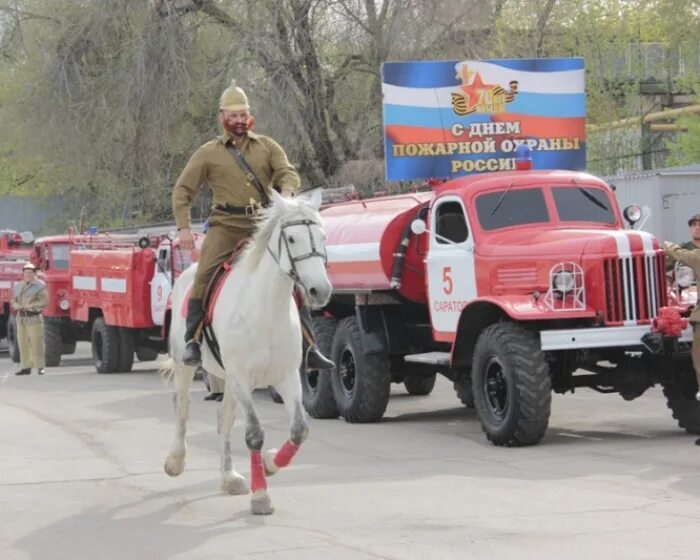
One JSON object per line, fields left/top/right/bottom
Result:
{"left": 410, "top": 219, "right": 427, "bottom": 235}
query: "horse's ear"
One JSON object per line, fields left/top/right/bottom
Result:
{"left": 298, "top": 187, "right": 323, "bottom": 211}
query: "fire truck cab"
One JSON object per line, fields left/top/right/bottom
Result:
{"left": 307, "top": 169, "right": 699, "bottom": 446}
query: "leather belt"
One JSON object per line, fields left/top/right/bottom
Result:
{"left": 18, "top": 310, "right": 40, "bottom": 317}
{"left": 214, "top": 203, "right": 257, "bottom": 216}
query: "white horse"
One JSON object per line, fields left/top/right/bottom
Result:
{"left": 161, "top": 188, "right": 331, "bottom": 515}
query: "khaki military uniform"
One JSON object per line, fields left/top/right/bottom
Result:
{"left": 666, "top": 241, "right": 697, "bottom": 271}
{"left": 173, "top": 131, "right": 300, "bottom": 298}
{"left": 665, "top": 243, "right": 700, "bottom": 386}
{"left": 11, "top": 279, "right": 49, "bottom": 369}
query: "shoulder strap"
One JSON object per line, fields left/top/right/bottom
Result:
{"left": 225, "top": 142, "right": 271, "bottom": 207}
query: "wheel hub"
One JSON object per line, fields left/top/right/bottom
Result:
{"left": 338, "top": 348, "right": 356, "bottom": 398}
{"left": 484, "top": 357, "right": 508, "bottom": 420}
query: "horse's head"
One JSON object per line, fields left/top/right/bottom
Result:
{"left": 265, "top": 188, "right": 332, "bottom": 308}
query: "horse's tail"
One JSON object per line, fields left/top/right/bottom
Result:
{"left": 158, "top": 358, "right": 177, "bottom": 384}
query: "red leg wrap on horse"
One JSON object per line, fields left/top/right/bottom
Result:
{"left": 250, "top": 451, "right": 267, "bottom": 492}
{"left": 274, "top": 440, "right": 300, "bottom": 468}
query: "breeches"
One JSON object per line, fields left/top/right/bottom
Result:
{"left": 191, "top": 226, "right": 251, "bottom": 299}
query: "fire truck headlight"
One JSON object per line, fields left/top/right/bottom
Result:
{"left": 553, "top": 271, "right": 575, "bottom": 293}
{"left": 675, "top": 265, "right": 695, "bottom": 288}
{"left": 59, "top": 299, "right": 70, "bottom": 311}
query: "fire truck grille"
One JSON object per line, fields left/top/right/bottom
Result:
{"left": 603, "top": 254, "right": 666, "bottom": 324}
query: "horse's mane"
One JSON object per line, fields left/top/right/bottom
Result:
{"left": 236, "top": 196, "right": 320, "bottom": 273}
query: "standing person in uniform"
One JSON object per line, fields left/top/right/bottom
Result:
{"left": 666, "top": 213, "right": 700, "bottom": 271}
{"left": 11, "top": 262, "right": 49, "bottom": 375}
{"left": 172, "top": 79, "right": 334, "bottom": 372}
{"left": 664, "top": 240, "right": 700, "bottom": 402}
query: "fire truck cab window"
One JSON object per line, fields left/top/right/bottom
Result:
{"left": 158, "top": 248, "right": 171, "bottom": 272}
{"left": 476, "top": 188, "right": 549, "bottom": 231}
{"left": 51, "top": 244, "right": 70, "bottom": 270}
{"left": 435, "top": 201, "right": 468, "bottom": 244}
{"left": 552, "top": 186, "right": 615, "bottom": 224}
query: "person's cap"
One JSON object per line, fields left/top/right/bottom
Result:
{"left": 688, "top": 214, "right": 700, "bottom": 225}
{"left": 22, "top": 262, "right": 37, "bottom": 271}
{"left": 219, "top": 79, "right": 249, "bottom": 112}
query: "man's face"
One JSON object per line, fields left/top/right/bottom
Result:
{"left": 690, "top": 220, "right": 700, "bottom": 243}
{"left": 219, "top": 109, "right": 250, "bottom": 138}
{"left": 22, "top": 269, "right": 36, "bottom": 282}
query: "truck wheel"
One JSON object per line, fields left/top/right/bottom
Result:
{"left": 136, "top": 347, "right": 159, "bottom": 362}
{"left": 454, "top": 378, "right": 475, "bottom": 408}
{"left": 62, "top": 341, "right": 77, "bottom": 355}
{"left": 92, "top": 318, "right": 120, "bottom": 374}
{"left": 117, "top": 328, "right": 135, "bottom": 373}
{"left": 404, "top": 374, "right": 436, "bottom": 395}
{"left": 7, "top": 315, "right": 20, "bottom": 363}
{"left": 44, "top": 317, "right": 63, "bottom": 367}
{"left": 330, "top": 316, "right": 390, "bottom": 423}
{"left": 301, "top": 316, "right": 339, "bottom": 419}
{"left": 663, "top": 359, "right": 700, "bottom": 434}
{"left": 472, "top": 323, "right": 551, "bottom": 447}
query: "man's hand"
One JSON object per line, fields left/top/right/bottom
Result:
{"left": 178, "top": 228, "right": 195, "bottom": 250}
{"left": 281, "top": 188, "right": 294, "bottom": 198}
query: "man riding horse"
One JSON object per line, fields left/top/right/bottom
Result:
{"left": 172, "top": 79, "right": 334, "bottom": 371}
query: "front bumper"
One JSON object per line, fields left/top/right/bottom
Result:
{"left": 540, "top": 325, "right": 693, "bottom": 351}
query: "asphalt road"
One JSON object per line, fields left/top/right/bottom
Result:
{"left": 1, "top": 342, "right": 699, "bottom": 560}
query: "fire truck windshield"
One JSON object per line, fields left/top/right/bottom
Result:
{"left": 552, "top": 186, "right": 615, "bottom": 224}
{"left": 476, "top": 188, "right": 549, "bottom": 231}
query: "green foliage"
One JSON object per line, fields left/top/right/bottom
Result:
{"left": 666, "top": 114, "right": 700, "bottom": 165}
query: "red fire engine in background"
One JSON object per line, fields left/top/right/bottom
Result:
{"left": 302, "top": 166, "right": 700, "bottom": 446}
{"left": 1, "top": 230, "right": 34, "bottom": 360}
{"left": 6, "top": 230, "right": 201, "bottom": 372}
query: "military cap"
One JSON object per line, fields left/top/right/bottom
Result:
{"left": 22, "top": 262, "right": 37, "bottom": 271}
{"left": 688, "top": 214, "right": 700, "bottom": 226}
{"left": 219, "top": 79, "right": 249, "bottom": 112}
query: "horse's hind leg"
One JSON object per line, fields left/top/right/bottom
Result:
{"left": 164, "top": 363, "right": 196, "bottom": 477}
{"left": 218, "top": 383, "right": 249, "bottom": 495}
{"left": 264, "top": 370, "right": 309, "bottom": 477}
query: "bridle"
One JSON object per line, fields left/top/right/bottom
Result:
{"left": 267, "top": 218, "right": 327, "bottom": 282}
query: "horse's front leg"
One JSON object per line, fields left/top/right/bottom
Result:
{"left": 164, "top": 363, "right": 196, "bottom": 477}
{"left": 264, "top": 370, "right": 309, "bottom": 477}
{"left": 218, "top": 382, "right": 249, "bottom": 495}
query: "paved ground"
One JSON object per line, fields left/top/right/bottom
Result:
{"left": 1, "top": 343, "right": 699, "bottom": 560}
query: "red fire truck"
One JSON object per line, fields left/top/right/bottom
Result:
{"left": 304, "top": 168, "right": 700, "bottom": 446}
{"left": 7, "top": 230, "right": 200, "bottom": 370}
{"left": 1, "top": 230, "right": 34, "bottom": 360}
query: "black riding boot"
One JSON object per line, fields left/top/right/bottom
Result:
{"left": 183, "top": 298, "right": 204, "bottom": 367}
{"left": 299, "top": 305, "right": 334, "bottom": 371}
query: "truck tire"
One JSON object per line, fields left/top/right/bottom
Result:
{"left": 62, "top": 341, "right": 77, "bottom": 355}
{"left": 301, "top": 316, "right": 339, "bottom": 419}
{"left": 91, "top": 318, "right": 120, "bottom": 374}
{"left": 136, "top": 347, "right": 159, "bottom": 362}
{"left": 663, "top": 359, "right": 700, "bottom": 434}
{"left": 117, "top": 328, "right": 135, "bottom": 373}
{"left": 330, "top": 316, "right": 390, "bottom": 423}
{"left": 471, "top": 323, "right": 551, "bottom": 447}
{"left": 454, "top": 378, "right": 475, "bottom": 408}
{"left": 404, "top": 374, "right": 436, "bottom": 395}
{"left": 44, "top": 317, "right": 63, "bottom": 367}
{"left": 7, "top": 315, "right": 20, "bottom": 363}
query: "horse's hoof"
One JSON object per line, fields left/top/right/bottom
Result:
{"left": 250, "top": 490, "right": 274, "bottom": 515}
{"left": 164, "top": 455, "right": 185, "bottom": 477}
{"left": 263, "top": 449, "right": 280, "bottom": 477}
{"left": 221, "top": 475, "right": 249, "bottom": 495}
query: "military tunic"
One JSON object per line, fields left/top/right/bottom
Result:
{"left": 11, "top": 279, "right": 49, "bottom": 369}
{"left": 666, "top": 240, "right": 698, "bottom": 271}
{"left": 665, "top": 242, "right": 700, "bottom": 386}
{"left": 172, "top": 131, "right": 300, "bottom": 298}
